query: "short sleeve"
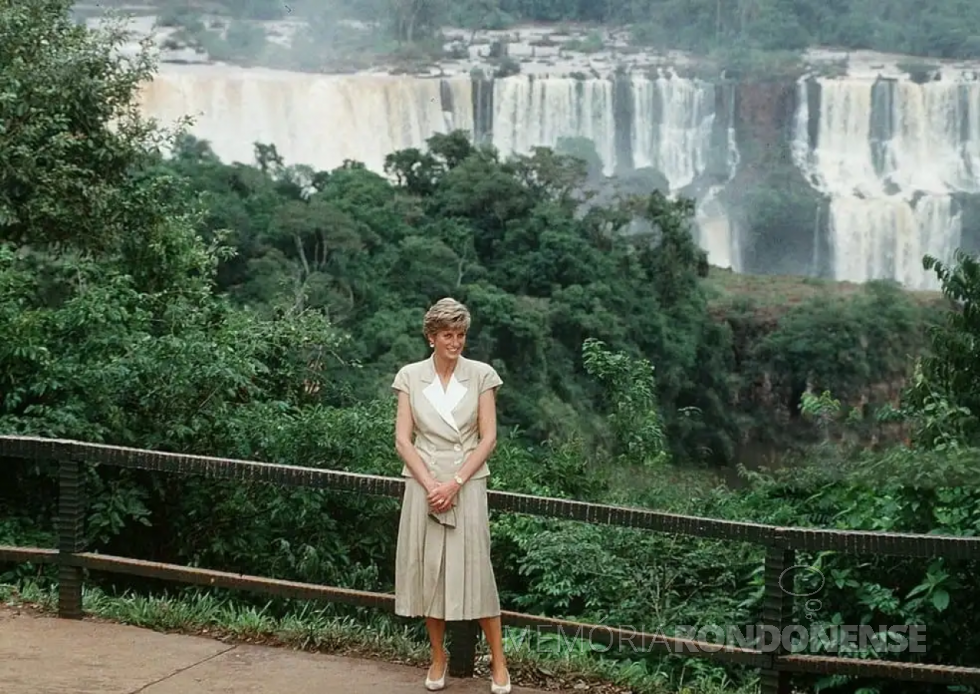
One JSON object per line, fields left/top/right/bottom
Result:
{"left": 479, "top": 364, "right": 503, "bottom": 393}
{"left": 391, "top": 366, "right": 410, "bottom": 394}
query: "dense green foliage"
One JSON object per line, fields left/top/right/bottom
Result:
{"left": 4, "top": 4, "right": 980, "bottom": 694}
{"left": 163, "top": 133, "right": 747, "bottom": 464}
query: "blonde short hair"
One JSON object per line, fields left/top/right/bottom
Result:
{"left": 423, "top": 297, "right": 471, "bottom": 339}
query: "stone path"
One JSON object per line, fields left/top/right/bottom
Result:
{"left": 0, "top": 608, "right": 549, "bottom": 693}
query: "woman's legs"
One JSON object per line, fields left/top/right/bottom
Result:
{"left": 426, "top": 615, "right": 507, "bottom": 682}
{"left": 478, "top": 616, "right": 508, "bottom": 682}
{"left": 426, "top": 617, "right": 448, "bottom": 677}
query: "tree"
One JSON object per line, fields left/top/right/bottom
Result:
{"left": 901, "top": 251, "right": 980, "bottom": 449}
{"left": 0, "top": 0, "right": 347, "bottom": 557}
{"left": 582, "top": 338, "right": 668, "bottom": 467}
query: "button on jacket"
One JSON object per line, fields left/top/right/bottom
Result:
{"left": 392, "top": 354, "right": 503, "bottom": 484}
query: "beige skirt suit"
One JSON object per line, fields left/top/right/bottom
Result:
{"left": 391, "top": 355, "right": 503, "bottom": 621}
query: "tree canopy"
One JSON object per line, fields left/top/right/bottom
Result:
{"left": 0, "top": 0, "right": 340, "bottom": 451}
{"left": 162, "top": 127, "right": 745, "bottom": 463}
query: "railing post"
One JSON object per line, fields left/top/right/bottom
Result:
{"left": 760, "top": 545, "right": 794, "bottom": 694}
{"left": 447, "top": 619, "right": 479, "bottom": 678}
{"left": 57, "top": 456, "right": 85, "bottom": 619}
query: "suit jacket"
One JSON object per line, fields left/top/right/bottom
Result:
{"left": 391, "top": 354, "right": 503, "bottom": 483}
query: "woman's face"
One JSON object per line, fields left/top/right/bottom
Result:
{"left": 431, "top": 327, "right": 467, "bottom": 361}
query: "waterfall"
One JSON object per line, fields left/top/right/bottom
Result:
{"left": 138, "top": 64, "right": 474, "bottom": 173}
{"left": 793, "top": 76, "right": 980, "bottom": 290}
{"left": 488, "top": 71, "right": 734, "bottom": 266}
{"left": 630, "top": 73, "right": 716, "bottom": 190}
{"left": 695, "top": 86, "right": 741, "bottom": 271}
{"left": 490, "top": 75, "right": 618, "bottom": 175}
{"left": 138, "top": 68, "right": 723, "bottom": 187}
{"left": 487, "top": 71, "right": 719, "bottom": 188}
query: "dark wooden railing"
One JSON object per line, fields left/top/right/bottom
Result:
{"left": 1, "top": 435, "right": 979, "bottom": 693}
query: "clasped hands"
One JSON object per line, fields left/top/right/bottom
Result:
{"left": 427, "top": 479, "right": 460, "bottom": 513}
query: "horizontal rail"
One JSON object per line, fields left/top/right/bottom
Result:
{"left": 2, "top": 435, "right": 979, "bottom": 557}
{"left": 0, "top": 546, "right": 58, "bottom": 564}
{"left": 774, "top": 526, "right": 980, "bottom": 559}
{"left": 777, "top": 654, "right": 980, "bottom": 685}
{"left": 3, "top": 546, "right": 978, "bottom": 684}
{"left": 491, "top": 489, "right": 773, "bottom": 544}
{"left": 72, "top": 552, "right": 394, "bottom": 611}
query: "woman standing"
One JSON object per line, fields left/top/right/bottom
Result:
{"left": 391, "top": 297, "right": 511, "bottom": 694}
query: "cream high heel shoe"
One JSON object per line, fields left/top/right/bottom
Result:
{"left": 490, "top": 670, "right": 511, "bottom": 694}
{"left": 424, "top": 659, "right": 448, "bottom": 691}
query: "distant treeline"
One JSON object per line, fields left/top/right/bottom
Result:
{"left": 187, "top": 0, "right": 980, "bottom": 60}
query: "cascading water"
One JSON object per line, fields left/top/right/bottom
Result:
{"left": 793, "top": 76, "right": 980, "bottom": 290}
{"left": 695, "top": 88, "right": 741, "bottom": 271}
{"left": 138, "top": 64, "right": 474, "bottom": 173}
{"left": 490, "top": 75, "right": 618, "bottom": 175}
{"left": 488, "top": 71, "right": 732, "bottom": 265}
{"left": 630, "top": 73, "right": 716, "bottom": 190}
{"left": 487, "top": 71, "right": 721, "bottom": 191}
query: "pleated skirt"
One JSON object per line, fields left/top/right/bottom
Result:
{"left": 394, "top": 476, "right": 501, "bottom": 621}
